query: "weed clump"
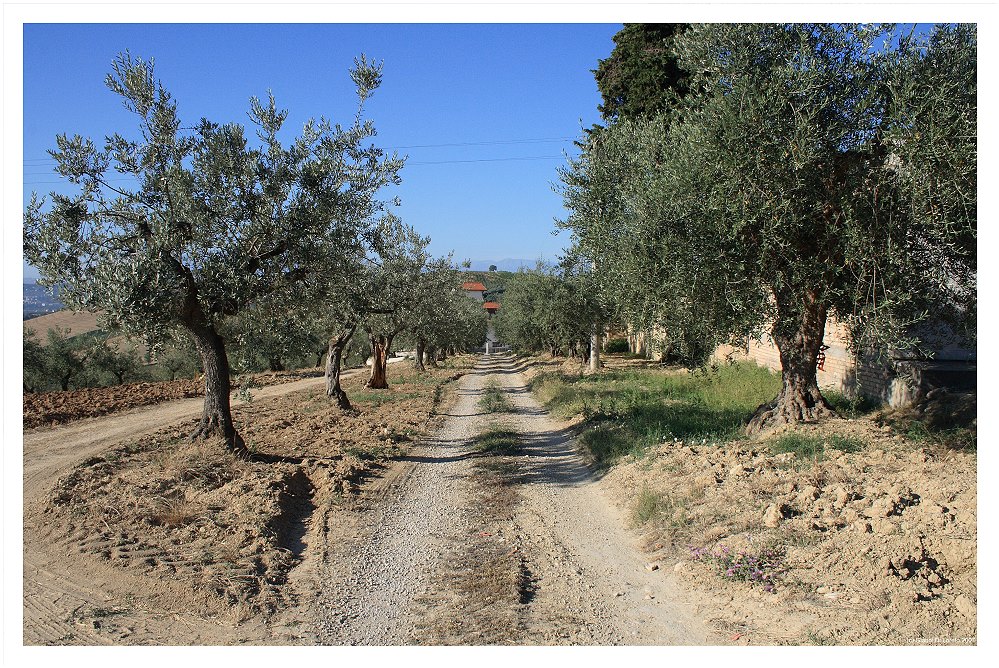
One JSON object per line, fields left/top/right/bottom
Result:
{"left": 475, "top": 427, "right": 521, "bottom": 456}
{"left": 690, "top": 542, "right": 787, "bottom": 593}
{"left": 479, "top": 381, "right": 514, "bottom": 413}
{"left": 633, "top": 486, "right": 691, "bottom": 529}
{"left": 768, "top": 433, "right": 864, "bottom": 462}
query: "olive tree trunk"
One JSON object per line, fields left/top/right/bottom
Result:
{"left": 746, "top": 290, "right": 835, "bottom": 435}
{"left": 367, "top": 333, "right": 394, "bottom": 389}
{"left": 325, "top": 324, "right": 357, "bottom": 410}
{"left": 414, "top": 337, "right": 426, "bottom": 372}
{"left": 185, "top": 318, "right": 245, "bottom": 454}
{"left": 589, "top": 325, "right": 602, "bottom": 371}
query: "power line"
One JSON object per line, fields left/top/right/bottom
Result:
{"left": 408, "top": 155, "right": 563, "bottom": 165}
{"left": 386, "top": 137, "right": 574, "bottom": 150}
{"left": 23, "top": 136, "right": 577, "bottom": 167}
{"left": 23, "top": 154, "right": 570, "bottom": 183}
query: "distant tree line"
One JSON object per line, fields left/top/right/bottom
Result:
{"left": 493, "top": 260, "right": 615, "bottom": 363}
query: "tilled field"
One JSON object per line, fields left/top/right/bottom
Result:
{"left": 22, "top": 369, "right": 325, "bottom": 429}
{"left": 24, "top": 360, "right": 471, "bottom": 644}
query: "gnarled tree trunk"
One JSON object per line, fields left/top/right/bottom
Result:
{"left": 425, "top": 345, "right": 438, "bottom": 368}
{"left": 414, "top": 337, "right": 426, "bottom": 372}
{"left": 186, "top": 318, "right": 246, "bottom": 454}
{"left": 747, "top": 289, "right": 835, "bottom": 435}
{"left": 268, "top": 356, "right": 284, "bottom": 372}
{"left": 326, "top": 324, "right": 357, "bottom": 410}
{"left": 367, "top": 333, "right": 393, "bottom": 389}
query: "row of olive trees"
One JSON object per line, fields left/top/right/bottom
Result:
{"left": 493, "top": 261, "right": 611, "bottom": 362}
{"left": 24, "top": 53, "right": 484, "bottom": 454}
{"left": 557, "top": 23, "right": 976, "bottom": 434}
{"left": 23, "top": 328, "right": 143, "bottom": 392}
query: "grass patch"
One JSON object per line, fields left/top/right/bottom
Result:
{"left": 824, "top": 391, "right": 881, "bottom": 417}
{"left": 897, "top": 419, "right": 977, "bottom": 451}
{"left": 531, "top": 362, "right": 781, "bottom": 466}
{"left": 768, "top": 433, "right": 864, "bottom": 463}
{"left": 475, "top": 427, "right": 521, "bottom": 456}
{"left": 581, "top": 424, "right": 646, "bottom": 464}
{"left": 478, "top": 381, "right": 514, "bottom": 413}
{"left": 633, "top": 486, "right": 692, "bottom": 529}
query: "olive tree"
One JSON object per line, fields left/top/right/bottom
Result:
{"left": 560, "top": 24, "right": 976, "bottom": 433}
{"left": 406, "top": 256, "right": 479, "bottom": 370}
{"left": 24, "top": 53, "right": 403, "bottom": 452}
{"left": 359, "top": 220, "right": 432, "bottom": 389}
{"left": 22, "top": 326, "right": 85, "bottom": 392}
{"left": 494, "top": 264, "right": 602, "bottom": 359}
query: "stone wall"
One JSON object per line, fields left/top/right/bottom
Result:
{"left": 712, "top": 319, "right": 910, "bottom": 405}
{"left": 624, "top": 317, "right": 975, "bottom": 409}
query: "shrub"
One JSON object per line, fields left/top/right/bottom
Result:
{"left": 605, "top": 337, "right": 630, "bottom": 354}
{"left": 824, "top": 390, "right": 881, "bottom": 417}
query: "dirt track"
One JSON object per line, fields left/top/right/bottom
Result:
{"left": 22, "top": 355, "right": 715, "bottom": 645}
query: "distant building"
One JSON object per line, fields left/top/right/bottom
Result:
{"left": 483, "top": 301, "right": 500, "bottom": 315}
{"left": 462, "top": 281, "right": 486, "bottom": 302}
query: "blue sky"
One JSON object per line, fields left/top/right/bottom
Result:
{"left": 22, "top": 23, "right": 622, "bottom": 279}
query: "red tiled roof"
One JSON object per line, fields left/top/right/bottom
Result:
{"left": 483, "top": 301, "right": 500, "bottom": 310}
{"left": 462, "top": 281, "right": 486, "bottom": 291}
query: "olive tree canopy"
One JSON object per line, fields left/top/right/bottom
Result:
{"left": 560, "top": 24, "right": 976, "bottom": 433}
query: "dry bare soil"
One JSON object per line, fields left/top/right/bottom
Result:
{"left": 22, "top": 360, "right": 467, "bottom": 644}
{"left": 21, "top": 352, "right": 976, "bottom": 646}
{"left": 23, "top": 309, "right": 101, "bottom": 341}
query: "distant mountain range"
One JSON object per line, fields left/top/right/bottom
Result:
{"left": 466, "top": 258, "right": 545, "bottom": 272}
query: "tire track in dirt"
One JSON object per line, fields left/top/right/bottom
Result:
{"left": 488, "top": 353, "right": 716, "bottom": 644}
{"left": 313, "top": 354, "right": 718, "bottom": 645}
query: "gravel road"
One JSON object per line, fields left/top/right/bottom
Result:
{"left": 307, "top": 353, "right": 716, "bottom": 645}
{"left": 309, "top": 359, "right": 488, "bottom": 644}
